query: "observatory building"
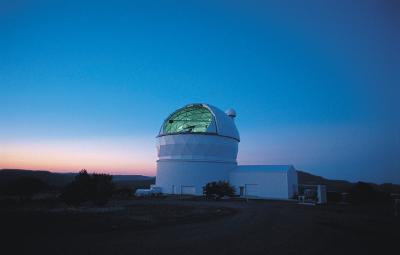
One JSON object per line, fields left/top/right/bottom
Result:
{"left": 155, "top": 103, "right": 298, "bottom": 199}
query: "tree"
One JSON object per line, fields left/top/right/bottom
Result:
{"left": 60, "top": 170, "right": 114, "bottom": 206}
{"left": 203, "top": 181, "right": 235, "bottom": 199}
{"left": 91, "top": 173, "right": 114, "bottom": 206}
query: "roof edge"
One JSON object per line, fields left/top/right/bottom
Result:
{"left": 156, "top": 132, "right": 240, "bottom": 142}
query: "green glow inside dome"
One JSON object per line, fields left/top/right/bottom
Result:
{"left": 162, "top": 105, "right": 214, "bottom": 134}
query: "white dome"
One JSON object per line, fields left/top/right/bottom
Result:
{"left": 158, "top": 103, "right": 240, "bottom": 141}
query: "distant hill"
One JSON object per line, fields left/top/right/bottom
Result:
{"left": 297, "top": 170, "right": 400, "bottom": 193}
{"left": 0, "top": 169, "right": 155, "bottom": 189}
{"left": 112, "top": 175, "right": 154, "bottom": 181}
{"left": 297, "top": 171, "right": 354, "bottom": 192}
{"left": 112, "top": 175, "right": 155, "bottom": 190}
{"left": 1, "top": 169, "right": 399, "bottom": 194}
{"left": 0, "top": 169, "right": 75, "bottom": 187}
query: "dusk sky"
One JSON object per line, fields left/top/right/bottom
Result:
{"left": 1, "top": 0, "right": 399, "bottom": 183}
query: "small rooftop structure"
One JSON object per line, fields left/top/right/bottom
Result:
{"left": 225, "top": 108, "right": 237, "bottom": 118}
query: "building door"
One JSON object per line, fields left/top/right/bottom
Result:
{"left": 239, "top": 186, "right": 244, "bottom": 197}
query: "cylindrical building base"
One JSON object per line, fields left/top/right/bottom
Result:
{"left": 156, "top": 160, "right": 237, "bottom": 195}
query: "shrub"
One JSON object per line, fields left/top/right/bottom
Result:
{"left": 113, "top": 187, "right": 134, "bottom": 198}
{"left": 203, "top": 181, "right": 235, "bottom": 199}
{"left": 327, "top": 191, "right": 342, "bottom": 203}
{"left": 2, "top": 177, "right": 49, "bottom": 200}
{"left": 60, "top": 170, "right": 114, "bottom": 206}
{"left": 348, "top": 182, "right": 391, "bottom": 204}
{"left": 91, "top": 173, "right": 114, "bottom": 206}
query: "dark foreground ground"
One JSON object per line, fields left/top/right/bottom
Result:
{"left": 1, "top": 198, "right": 399, "bottom": 255}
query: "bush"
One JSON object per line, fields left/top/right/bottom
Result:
{"left": 203, "top": 181, "right": 235, "bottom": 199}
{"left": 2, "top": 177, "right": 49, "bottom": 200}
{"left": 348, "top": 182, "right": 391, "bottom": 204}
{"left": 113, "top": 187, "right": 134, "bottom": 198}
{"left": 60, "top": 170, "right": 114, "bottom": 206}
{"left": 327, "top": 191, "right": 342, "bottom": 203}
{"left": 91, "top": 173, "right": 114, "bottom": 205}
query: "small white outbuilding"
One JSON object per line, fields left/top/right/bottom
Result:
{"left": 230, "top": 165, "right": 298, "bottom": 199}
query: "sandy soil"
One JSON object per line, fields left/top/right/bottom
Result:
{"left": 1, "top": 198, "right": 399, "bottom": 255}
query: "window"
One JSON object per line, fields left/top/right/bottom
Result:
{"left": 162, "top": 105, "right": 215, "bottom": 134}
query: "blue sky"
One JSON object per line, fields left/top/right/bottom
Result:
{"left": 1, "top": 0, "right": 399, "bottom": 183}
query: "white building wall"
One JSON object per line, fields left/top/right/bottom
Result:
{"left": 287, "top": 167, "right": 298, "bottom": 198}
{"left": 229, "top": 166, "right": 298, "bottom": 199}
{"left": 156, "top": 133, "right": 239, "bottom": 195}
{"left": 156, "top": 160, "right": 236, "bottom": 195}
{"left": 157, "top": 134, "right": 238, "bottom": 162}
{"left": 229, "top": 171, "right": 287, "bottom": 199}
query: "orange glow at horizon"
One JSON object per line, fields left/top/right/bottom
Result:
{"left": 0, "top": 136, "right": 157, "bottom": 176}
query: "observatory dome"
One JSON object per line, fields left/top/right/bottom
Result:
{"left": 156, "top": 103, "right": 240, "bottom": 162}
{"left": 158, "top": 103, "right": 239, "bottom": 141}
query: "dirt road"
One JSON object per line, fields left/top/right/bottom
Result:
{"left": 2, "top": 199, "right": 399, "bottom": 255}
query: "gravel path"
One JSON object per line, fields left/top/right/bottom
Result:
{"left": 2, "top": 199, "right": 399, "bottom": 255}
